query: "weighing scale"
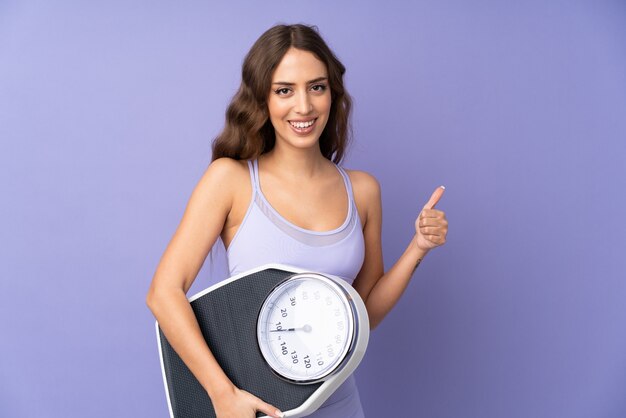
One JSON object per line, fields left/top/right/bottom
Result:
{"left": 156, "top": 264, "right": 369, "bottom": 417}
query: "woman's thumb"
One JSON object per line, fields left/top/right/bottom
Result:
{"left": 255, "top": 398, "right": 284, "bottom": 418}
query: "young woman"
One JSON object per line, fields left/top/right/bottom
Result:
{"left": 147, "top": 24, "right": 448, "bottom": 418}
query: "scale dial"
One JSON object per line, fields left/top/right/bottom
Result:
{"left": 256, "top": 273, "right": 356, "bottom": 383}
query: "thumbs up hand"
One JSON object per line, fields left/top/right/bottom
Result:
{"left": 415, "top": 186, "right": 448, "bottom": 251}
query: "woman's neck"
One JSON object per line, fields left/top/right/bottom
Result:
{"left": 260, "top": 143, "right": 330, "bottom": 180}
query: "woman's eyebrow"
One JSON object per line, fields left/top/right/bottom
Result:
{"left": 272, "top": 76, "right": 328, "bottom": 86}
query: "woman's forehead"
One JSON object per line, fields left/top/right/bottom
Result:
{"left": 272, "top": 48, "right": 328, "bottom": 83}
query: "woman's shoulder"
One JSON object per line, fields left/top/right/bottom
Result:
{"left": 342, "top": 168, "right": 381, "bottom": 223}
{"left": 203, "top": 157, "right": 250, "bottom": 183}
{"left": 343, "top": 168, "right": 381, "bottom": 198}
{"left": 195, "top": 158, "right": 250, "bottom": 198}
{"left": 207, "top": 157, "right": 249, "bottom": 174}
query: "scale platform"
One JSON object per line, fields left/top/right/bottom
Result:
{"left": 156, "top": 264, "right": 369, "bottom": 418}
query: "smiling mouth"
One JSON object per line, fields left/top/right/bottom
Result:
{"left": 288, "top": 118, "right": 317, "bottom": 130}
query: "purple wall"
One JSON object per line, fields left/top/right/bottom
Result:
{"left": 1, "top": 1, "right": 625, "bottom": 417}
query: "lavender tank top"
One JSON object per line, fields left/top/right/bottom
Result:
{"left": 226, "top": 159, "right": 366, "bottom": 417}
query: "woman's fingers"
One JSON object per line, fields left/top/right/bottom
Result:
{"left": 420, "top": 208, "right": 445, "bottom": 218}
{"left": 254, "top": 398, "right": 284, "bottom": 418}
{"left": 415, "top": 186, "right": 448, "bottom": 250}
{"left": 419, "top": 227, "right": 443, "bottom": 236}
{"left": 423, "top": 186, "right": 445, "bottom": 210}
{"left": 230, "top": 389, "right": 284, "bottom": 418}
{"left": 418, "top": 215, "right": 447, "bottom": 226}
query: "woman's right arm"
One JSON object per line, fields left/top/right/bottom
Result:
{"left": 146, "top": 158, "right": 283, "bottom": 418}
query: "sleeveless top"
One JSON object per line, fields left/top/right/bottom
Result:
{"left": 226, "top": 159, "right": 366, "bottom": 417}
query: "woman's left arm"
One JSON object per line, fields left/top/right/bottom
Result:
{"left": 351, "top": 172, "right": 448, "bottom": 330}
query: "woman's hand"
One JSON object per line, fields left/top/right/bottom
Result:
{"left": 415, "top": 186, "right": 448, "bottom": 251}
{"left": 212, "top": 386, "right": 284, "bottom": 418}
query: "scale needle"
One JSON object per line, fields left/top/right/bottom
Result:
{"left": 269, "top": 324, "right": 312, "bottom": 333}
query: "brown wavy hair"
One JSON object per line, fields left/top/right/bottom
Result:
{"left": 211, "top": 24, "right": 352, "bottom": 164}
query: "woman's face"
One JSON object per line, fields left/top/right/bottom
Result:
{"left": 267, "top": 48, "right": 331, "bottom": 152}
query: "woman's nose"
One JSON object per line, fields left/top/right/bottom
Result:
{"left": 294, "top": 92, "right": 313, "bottom": 115}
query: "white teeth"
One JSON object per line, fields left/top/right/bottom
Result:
{"left": 290, "top": 120, "right": 315, "bottom": 129}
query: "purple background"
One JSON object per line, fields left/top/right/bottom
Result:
{"left": 1, "top": 1, "right": 625, "bottom": 417}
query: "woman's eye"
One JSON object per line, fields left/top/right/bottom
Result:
{"left": 311, "top": 84, "right": 327, "bottom": 92}
{"left": 275, "top": 88, "right": 291, "bottom": 95}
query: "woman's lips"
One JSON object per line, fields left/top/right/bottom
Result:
{"left": 288, "top": 118, "right": 317, "bottom": 135}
